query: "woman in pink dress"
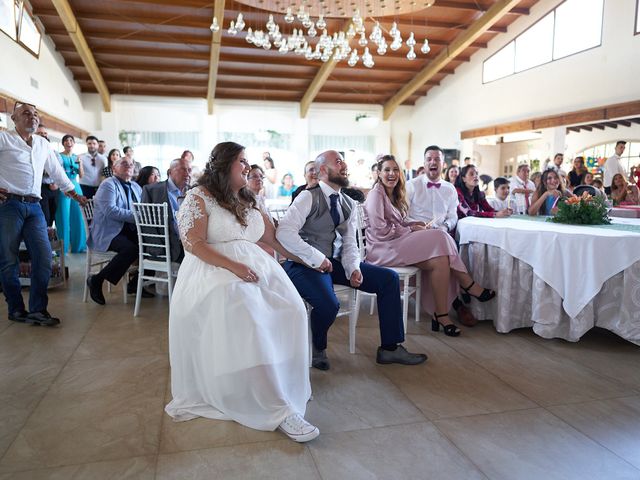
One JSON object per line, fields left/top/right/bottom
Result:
{"left": 364, "top": 156, "right": 495, "bottom": 336}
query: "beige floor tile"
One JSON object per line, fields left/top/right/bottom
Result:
{"left": 0, "top": 355, "right": 168, "bottom": 472}
{"left": 0, "top": 455, "right": 155, "bottom": 480}
{"left": 364, "top": 331, "right": 538, "bottom": 419}
{"left": 305, "top": 344, "right": 426, "bottom": 434}
{"left": 156, "top": 440, "right": 320, "bottom": 480}
{"left": 0, "top": 363, "right": 62, "bottom": 457}
{"left": 438, "top": 324, "right": 631, "bottom": 405}
{"left": 309, "top": 422, "right": 487, "bottom": 480}
{"left": 548, "top": 395, "right": 640, "bottom": 469}
{"left": 435, "top": 408, "right": 640, "bottom": 480}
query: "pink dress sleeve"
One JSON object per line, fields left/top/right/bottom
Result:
{"left": 364, "top": 185, "right": 412, "bottom": 242}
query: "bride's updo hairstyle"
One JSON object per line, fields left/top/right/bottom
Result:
{"left": 199, "top": 141, "right": 256, "bottom": 227}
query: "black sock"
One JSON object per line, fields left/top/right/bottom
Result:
{"left": 381, "top": 344, "right": 398, "bottom": 351}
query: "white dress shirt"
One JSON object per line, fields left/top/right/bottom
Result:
{"left": 0, "top": 130, "right": 75, "bottom": 198}
{"left": 406, "top": 176, "right": 458, "bottom": 231}
{"left": 603, "top": 154, "right": 626, "bottom": 186}
{"left": 508, "top": 176, "right": 535, "bottom": 214}
{"left": 78, "top": 152, "right": 107, "bottom": 187}
{"left": 276, "top": 181, "right": 361, "bottom": 278}
{"left": 487, "top": 197, "right": 510, "bottom": 211}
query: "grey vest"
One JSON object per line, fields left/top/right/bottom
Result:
{"left": 299, "top": 186, "right": 354, "bottom": 259}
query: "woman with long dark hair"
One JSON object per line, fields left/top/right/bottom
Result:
{"left": 135, "top": 166, "right": 160, "bottom": 188}
{"left": 454, "top": 165, "right": 511, "bottom": 219}
{"left": 165, "top": 142, "right": 318, "bottom": 442}
{"left": 55, "top": 134, "right": 86, "bottom": 253}
{"left": 528, "top": 169, "right": 569, "bottom": 215}
{"left": 101, "top": 148, "right": 120, "bottom": 181}
{"left": 364, "top": 155, "right": 495, "bottom": 336}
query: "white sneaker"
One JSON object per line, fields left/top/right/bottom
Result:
{"left": 278, "top": 414, "right": 319, "bottom": 443}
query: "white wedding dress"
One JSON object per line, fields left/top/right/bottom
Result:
{"left": 165, "top": 187, "right": 311, "bottom": 431}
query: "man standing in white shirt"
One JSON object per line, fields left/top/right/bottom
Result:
{"left": 406, "top": 145, "right": 458, "bottom": 233}
{"left": 0, "top": 102, "right": 85, "bottom": 326}
{"left": 509, "top": 164, "right": 536, "bottom": 215}
{"left": 78, "top": 135, "right": 107, "bottom": 198}
{"left": 277, "top": 150, "right": 427, "bottom": 370}
{"left": 603, "top": 141, "right": 627, "bottom": 194}
{"left": 406, "top": 145, "right": 477, "bottom": 327}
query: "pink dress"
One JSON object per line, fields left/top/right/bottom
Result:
{"left": 363, "top": 183, "right": 468, "bottom": 314}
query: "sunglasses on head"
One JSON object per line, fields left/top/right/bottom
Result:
{"left": 13, "top": 102, "right": 37, "bottom": 113}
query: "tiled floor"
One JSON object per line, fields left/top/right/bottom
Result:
{"left": 1, "top": 254, "right": 639, "bottom": 479}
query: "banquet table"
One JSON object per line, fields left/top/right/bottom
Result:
{"left": 457, "top": 216, "right": 640, "bottom": 345}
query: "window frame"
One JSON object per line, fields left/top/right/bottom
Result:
{"left": 635, "top": 0, "right": 640, "bottom": 35}
{"left": 482, "top": 0, "right": 605, "bottom": 84}
{"left": 16, "top": 3, "right": 42, "bottom": 58}
{"left": 0, "top": 0, "right": 18, "bottom": 41}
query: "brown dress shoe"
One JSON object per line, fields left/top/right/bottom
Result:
{"left": 455, "top": 303, "right": 478, "bottom": 327}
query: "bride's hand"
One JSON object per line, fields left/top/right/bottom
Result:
{"left": 229, "top": 262, "right": 259, "bottom": 282}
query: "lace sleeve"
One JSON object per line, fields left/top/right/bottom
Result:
{"left": 177, "top": 190, "right": 209, "bottom": 252}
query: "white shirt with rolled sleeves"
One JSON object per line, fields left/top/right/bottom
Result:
{"left": 276, "top": 181, "right": 361, "bottom": 278}
{"left": 0, "top": 130, "right": 75, "bottom": 198}
{"left": 405, "top": 176, "right": 458, "bottom": 232}
{"left": 603, "top": 154, "right": 626, "bottom": 186}
{"left": 78, "top": 152, "right": 107, "bottom": 187}
{"left": 508, "top": 176, "right": 535, "bottom": 215}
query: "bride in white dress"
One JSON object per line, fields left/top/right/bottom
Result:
{"left": 165, "top": 142, "right": 318, "bottom": 442}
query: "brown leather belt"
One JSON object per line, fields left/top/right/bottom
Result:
{"left": 4, "top": 193, "right": 40, "bottom": 203}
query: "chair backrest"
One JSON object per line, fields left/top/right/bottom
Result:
{"left": 80, "top": 199, "right": 94, "bottom": 238}
{"left": 132, "top": 202, "right": 171, "bottom": 264}
{"left": 269, "top": 207, "right": 288, "bottom": 222}
{"left": 355, "top": 203, "right": 367, "bottom": 259}
{"left": 573, "top": 185, "right": 601, "bottom": 197}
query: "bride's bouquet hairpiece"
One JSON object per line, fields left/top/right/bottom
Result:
{"left": 206, "top": 154, "right": 216, "bottom": 171}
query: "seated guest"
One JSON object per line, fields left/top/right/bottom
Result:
{"left": 583, "top": 171, "right": 594, "bottom": 186}
{"left": 370, "top": 162, "right": 380, "bottom": 186}
{"left": 610, "top": 173, "right": 640, "bottom": 206}
{"left": 141, "top": 157, "right": 192, "bottom": 263}
{"left": 528, "top": 169, "right": 569, "bottom": 216}
{"left": 342, "top": 186, "right": 366, "bottom": 203}
{"left": 406, "top": 145, "right": 478, "bottom": 326}
{"left": 365, "top": 156, "right": 495, "bottom": 337}
{"left": 291, "top": 161, "right": 319, "bottom": 202}
{"left": 86, "top": 157, "right": 150, "bottom": 304}
{"left": 101, "top": 148, "right": 120, "bottom": 181}
{"left": 592, "top": 178, "right": 605, "bottom": 193}
{"left": 530, "top": 171, "right": 542, "bottom": 189}
{"left": 509, "top": 164, "right": 535, "bottom": 214}
{"left": 277, "top": 150, "right": 427, "bottom": 370}
{"left": 444, "top": 165, "right": 459, "bottom": 184}
{"left": 488, "top": 177, "right": 511, "bottom": 211}
{"left": 558, "top": 170, "right": 570, "bottom": 192}
{"left": 568, "top": 157, "right": 587, "bottom": 188}
{"left": 136, "top": 166, "right": 160, "bottom": 189}
{"left": 247, "top": 164, "right": 269, "bottom": 215}
{"left": 278, "top": 173, "right": 297, "bottom": 197}
{"left": 416, "top": 166, "right": 425, "bottom": 176}
{"left": 454, "top": 165, "right": 511, "bottom": 219}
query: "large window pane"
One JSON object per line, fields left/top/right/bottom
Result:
{"left": 515, "top": 12, "right": 554, "bottom": 72}
{"left": 18, "top": 9, "right": 41, "bottom": 56}
{"left": 553, "top": 0, "right": 603, "bottom": 60}
{"left": 636, "top": 0, "right": 640, "bottom": 34}
{"left": 0, "top": 0, "right": 17, "bottom": 40}
{"left": 483, "top": 41, "right": 515, "bottom": 83}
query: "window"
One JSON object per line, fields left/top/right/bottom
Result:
{"left": 483, "top": 0, "right": 604, "bottom": 83}
{"left": 636, "top": 0, "right": 640, "bottom": 34}
{"left": 18, "top": 7, "right": 41, "bottom": 56}
{"left": 580, "top": 141, "right": 640, "bottom": 174}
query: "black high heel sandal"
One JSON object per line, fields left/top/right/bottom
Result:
{"left": 461, "top": 281, "right": 496, "bottom": 303}
{"left": 431, "top": 312, "right": 461, "bottom": 337}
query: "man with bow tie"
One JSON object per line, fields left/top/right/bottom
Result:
{"left": 406, "top": 145, "right": 478, "bottom": 327}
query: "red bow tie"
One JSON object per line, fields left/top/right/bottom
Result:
{"left": 427, "top": 182, "right": 441, "bottom": 189}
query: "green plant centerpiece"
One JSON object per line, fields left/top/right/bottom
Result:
{"left": 547, "top": 192, "right": 611, "bottom": 225}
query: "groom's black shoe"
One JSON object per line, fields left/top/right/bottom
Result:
{"left": 312, "top": 346, "right": 330, "bottom": 371}
{"left": 376, "top": 345, "right": 427, "bottom": 365}
{"left": 87, "top": 275, "right": 106, "bottom": 305}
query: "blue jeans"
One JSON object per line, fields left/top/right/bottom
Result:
{"left": 0, "top": 200, "right": 52, "bottom": 314}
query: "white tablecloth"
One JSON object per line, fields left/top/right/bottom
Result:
{"left": 457, "top": 216, "right": 640, "bottom": 318}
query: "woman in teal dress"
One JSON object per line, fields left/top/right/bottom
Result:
{"left": 55, "top": 135, "right": 86, "bottom": 253}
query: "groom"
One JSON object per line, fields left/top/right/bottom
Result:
{"left": 277, "top": 150, "right": 427, "bottom": 370}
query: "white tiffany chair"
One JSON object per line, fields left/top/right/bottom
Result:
{"left": 80, "top": 199, "right": 130, "bottom": 304}
{"left": 132, "top": 202, "right": 180, "bottom": 317}
{"left": 355, "top": 203, "right": 422, "bottom": 333}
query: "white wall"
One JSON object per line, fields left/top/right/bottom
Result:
{"left": 391, "top": 0, "right": 640, "bottom": 167}
{"left": 0, "top": 30, "right": 94, "bottom": 132}
{"left": 565, "top": 124, "right": 640, "bottom": 156}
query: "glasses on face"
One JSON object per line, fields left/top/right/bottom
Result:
{"left": 248, "top": 175, "right": 264, "bottom": 181}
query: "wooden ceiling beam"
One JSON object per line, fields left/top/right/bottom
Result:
{"left": 49, "top": 0, "right": 110, "bottom": 111}
{"left": 383, "top": 0, "right": 521, "bottom": 120}
{"left": 57, "top": 46, "right": 209, "bottom": 60}
{"left": 433, "top": 0, "right": 529, "bottom": 15}
{"left": 300, "top": 21, "right": 353, "bottom": 119}
{"left": 207, "top": 0, "right": 225, "bottom": 114}
{"left": 617, "top": 120, "right": 632, "bottom": 127}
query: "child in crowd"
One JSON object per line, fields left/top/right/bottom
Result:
{"left": 488, "top": 177, "right": 511, "bottom": 211}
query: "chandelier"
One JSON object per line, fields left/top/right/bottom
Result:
{"left": 210, "top": 1, "right": 433, "bottom": 69}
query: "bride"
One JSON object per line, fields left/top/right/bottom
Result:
{"left": 165, "top": 141, "right": 318, "bottom": 442}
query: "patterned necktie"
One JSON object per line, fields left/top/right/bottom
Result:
{"left": 329, "top": 193, "right": 340, "bottom": 226}
{"left": 427, "top": 182, "right": 441, "bottom": 189}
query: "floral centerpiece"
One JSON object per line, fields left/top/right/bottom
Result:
{"left": 547, "top": 192, "right": 611, "bottom": 225}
